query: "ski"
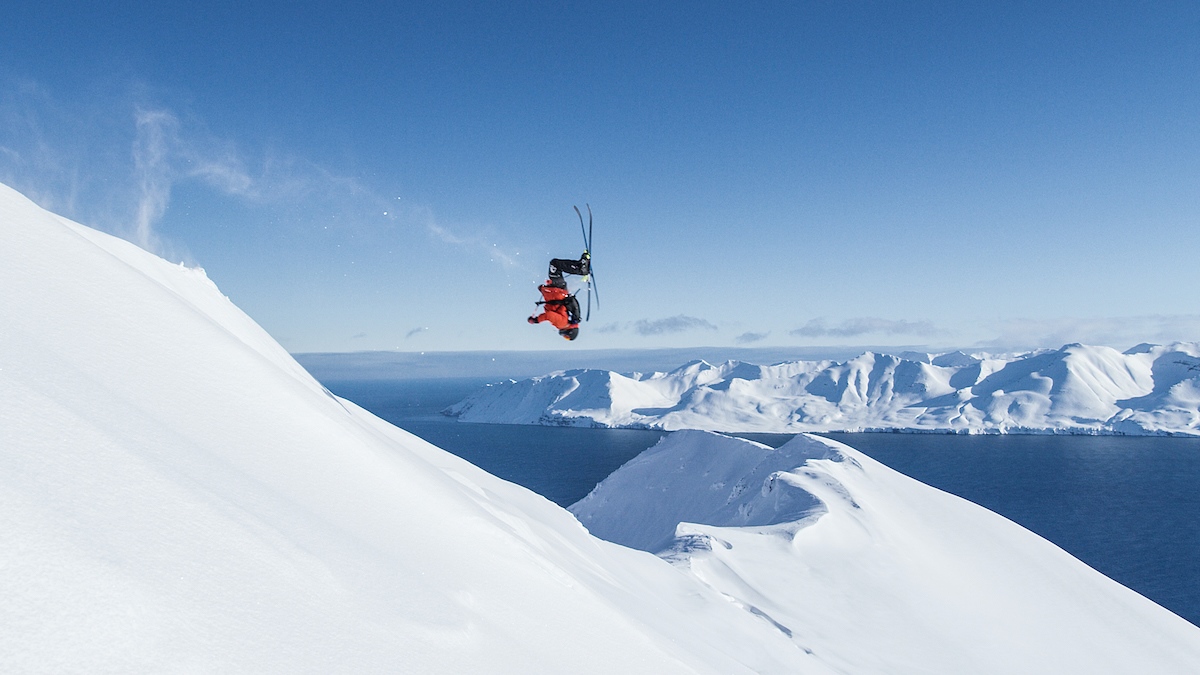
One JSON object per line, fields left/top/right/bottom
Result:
{"left": 573, "top": 204, "right": 599, "bottom": 321}
{"left": 587, "top": 205, "right": 599, "bottom": 312}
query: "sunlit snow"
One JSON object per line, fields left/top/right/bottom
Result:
{"left": 3, "top": 181, "right": 1199, "bottom": 673}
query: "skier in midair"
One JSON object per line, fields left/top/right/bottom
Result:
{"left": 527, "top": 253, "right": 589, "bottom": 341}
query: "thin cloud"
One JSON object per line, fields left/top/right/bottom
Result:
{"left": 405, "top": 327, "right": 428, "bottom": 339}
{"left": 792, "top": 317, "right": 941, "bottom": 338}
{"left": 736, "top": 331, "right": 770, "bottom": 344}
{"left": 979, "top": 314, "right": 1200, "bottom": 351}
{"left": 633, "top": 315, "right": 719, "bottom": 336}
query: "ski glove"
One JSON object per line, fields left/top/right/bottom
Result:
{"left": 527, "top": 316, "right": 538, "bottom": 324}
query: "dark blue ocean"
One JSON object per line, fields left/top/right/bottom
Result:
{"left": 326, "top": 377, "right": 1200, "bottom": 628}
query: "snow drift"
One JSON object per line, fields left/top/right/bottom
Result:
{"left": 572, "top": 431, "right": 1200, "bottom": 673}
{"left": 446, "top": 346, "right": 1200, "bottom": 435}
{"left": 4, "top": 180, "right": 1200, "bottom": 673}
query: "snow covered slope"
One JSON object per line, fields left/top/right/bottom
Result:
{"left": 572, "top": 431, "right": 1200, "bottom": 673}
{"left": 0, "top": 182, "right": 814, "bottom": 673}
{"left": 5, "top": 179, "right": 1200, "bottom": 673}
{"left": 446, "top": 346, "right": 1200, "bottom": 435}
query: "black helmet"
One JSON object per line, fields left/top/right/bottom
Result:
{"left": 559, "top": 327, "right": 579, "bottom": 341}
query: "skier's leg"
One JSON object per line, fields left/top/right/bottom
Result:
{"left": 547, "top": 259, "right": 570, "bottom": 288}
{"left": 551, "top": 257, "right": 587, "bottom": 277}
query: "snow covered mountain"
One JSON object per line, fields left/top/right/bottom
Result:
{"left": 4, "top": 180, "right": 1200, "bottom": 673}
{"left": 446, "top": 345, "right": 1200, "bottom": 435}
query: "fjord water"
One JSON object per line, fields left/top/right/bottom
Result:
{"left": 325, "top": 378, "right": 1200, "bottom": 627}
{"left": 326, "top": 378, "right": 669, "bottom": 506}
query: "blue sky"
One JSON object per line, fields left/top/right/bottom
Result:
{"left": 2, "top": 1, "right": 1198, "bottom": 353}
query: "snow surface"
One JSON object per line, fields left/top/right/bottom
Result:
{"left": 446, "top": 347, "right": 1200, "bottom": 435}
{"left": 571, "top": 431, "right": 1200, "bottom": 673}
{"left": 0, "top": 183, "right": 809, "bottom": 673}
{"left": 4, "top": 180, "right": 1200, "bottom": 673}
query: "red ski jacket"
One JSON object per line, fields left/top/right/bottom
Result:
{"left": 532, "top": 284, "right": 578, "bottom": 330}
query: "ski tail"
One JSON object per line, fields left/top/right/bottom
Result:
{"left": 586, "top": 204, "right": 598, "bottom": 313}
{"left": 573, "top": 204, "right": 598, "bottom": 321}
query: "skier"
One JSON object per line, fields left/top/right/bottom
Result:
{"left": 527, "top": 253, "right": 589, "bottom": 341}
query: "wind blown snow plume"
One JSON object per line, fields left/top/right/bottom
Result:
{"left": 446, "top": 346, "right": 1200, "bottom": 435}
{"left": 0, "top": 84, "right": 518, "bottom": 272}
{"left": 130, "top": 108, "right": 176, "bottom": 252}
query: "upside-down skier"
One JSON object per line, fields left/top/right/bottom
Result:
{"left": 527, "top": 253, "right": 589, "bottom": 341}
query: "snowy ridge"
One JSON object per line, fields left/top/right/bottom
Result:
{"left": 5, "top": 180, "right": 1200, "bottom": 673}
{"left": 571, "top": 431, "right": 1200, "bottom": 673}
{"left": 446, "top": 345, "right": 1200, "bottom": 435}
{"left": 0, "top": 182, "right": 809, "bottom": 673}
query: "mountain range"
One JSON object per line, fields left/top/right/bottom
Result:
{"left": 447, "top": 344, "right": 1200, "bottom": 435}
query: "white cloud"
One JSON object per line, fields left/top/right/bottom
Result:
{"left": 633, "top": 315, "right": 719, "bottom": 336}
